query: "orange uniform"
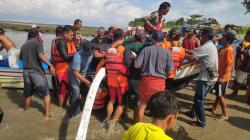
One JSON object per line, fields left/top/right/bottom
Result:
{"left": 243, "top": 41, "right": 250, "bottom": 48}
{"left": 218, "top": 46, "right": 234, "bottom": 82}
{"left": 106, "top": 45, "right": 128, "bottom": 88}
{"left": 52, "top": 40, "right": 76, "bottom": 98}
{"left": 52, "top": 41, "right": 76, "bottom": 72}
{"left": 162, "top": 40, "right": 179, "bottom": 50}
{"left": 106, "top": 45, "right": 128, "bottom": 105}
{"left": 168, "top": 46, "right": 185, "bottom": 79}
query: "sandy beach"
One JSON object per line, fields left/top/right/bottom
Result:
{"left": 0, "top": 82, "right": 249, "bottom": 140}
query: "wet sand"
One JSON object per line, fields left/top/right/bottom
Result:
{"left": 0, "top": 83, "right": 249, "bottom": 140}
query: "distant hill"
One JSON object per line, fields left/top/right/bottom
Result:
{"left": 0, "top": 21, "right": 98, "bottom": 36}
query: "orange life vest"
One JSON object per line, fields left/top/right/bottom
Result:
{"left": 52, "top": 40, "right": 76, "bottom": 72}
{"left": 105, "top": 46, "right": 128, "bottom": 76}
{"left": 105, "top": 45, "right": 128, "bottom": 88}
{"left": 243, "top": 41, "right": 250, "bottom": 48}
{"left": 93, "top": 88, "right": 108, "bottom": 110}
{"left": 162, "top": 41, "right": 179, "bottom": 50}
{"left": 145, "top": 20, "right": 164, "bottom": 32}
{"left": 168, "top": 46, "right": 185, "bottom": 79}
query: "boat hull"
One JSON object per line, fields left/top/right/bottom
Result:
{"left": 0, "top": 67, "right": 52, "bottom": 89}
{"left": 0, "top": 62, "right": 200, "bottom": 89}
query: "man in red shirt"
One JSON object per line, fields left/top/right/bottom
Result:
{"left": 182, "top": 28, "right": 196, "bottom": 53}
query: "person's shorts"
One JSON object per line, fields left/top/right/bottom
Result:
{"left": 139, "top": 76, "right": 165, "bottom": 104}
{"left": 23, "top": 69, "right": 49, "bottom": 98}
{"left": 236, "top": 70, "right": 248, "bottom": 84}
{"left": 128, "top": 79, "right": 140, "bottom": 107}
{"left": 108, "top": 86, "right": 128, "bottom": 105}
{"left": 215, "top": 82, "right": 228, "bottom": 97}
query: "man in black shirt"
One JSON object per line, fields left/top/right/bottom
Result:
{"left": 91, "top": 27, "right": 112, "bottom": 44}
{"left": 20, "top": 29, "right": 55, "bottom": 120}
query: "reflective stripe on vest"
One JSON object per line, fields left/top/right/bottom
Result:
{"left": 105, "top": 47, "right": 127, "bottom": 75}
{"left": 93, "top": 90, "right": 108, "bottom": 110}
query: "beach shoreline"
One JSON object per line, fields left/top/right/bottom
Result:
{"left": 0, "top": 82, "right": 249, "bottom": 140}
{"left": 0, "top": 21, "right": 97, "bottom": 37}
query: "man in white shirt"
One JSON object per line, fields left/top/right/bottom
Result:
{"left": 186, "top": 28, "right": 218, "bottom": 128}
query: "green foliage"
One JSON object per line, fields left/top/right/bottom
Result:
{"left": 190, "top": 14, "right": 203, "bottom": 19}
{"left": 242, "top": 0, "right": 250, "bottom": 14}
{"left": 128, "top": 17, "right": 145, "bottom": 27}
{"left": 176, "top": 17, "right": 185, "bottom": 26}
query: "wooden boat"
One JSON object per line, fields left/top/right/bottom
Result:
{"left": 0, "top": 59, "right": 53, "bottom": 89}
{"left": 0, "top": 56, "right": 200, "bottom": 90}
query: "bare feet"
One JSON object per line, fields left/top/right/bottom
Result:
{"left": 208, "top": 108, "right": 217, "bottom": 114}
{"left": 44, "top": 115, "right": 50, "bottom": 121}
{"left": 217, "top": 115, "right": 229, "bottom": 122}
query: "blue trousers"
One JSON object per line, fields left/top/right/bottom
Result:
{"left": 192, "top": 80, "right": 215, "bottom": 127}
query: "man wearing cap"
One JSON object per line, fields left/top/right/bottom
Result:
{"left": 20, "top": 28, "right": 55, "bottom": 120}
{"left": 134, "top": 30, "right": 174, "bottom": 122}
{"left": 68, "top": 40, "right": 96, "bottom": 117}
{"left": 31, "top": 24, "right": 43, "bottom": 42}
{"left": 0, "top": 28, "right": 20, "bottom": 68}
{"left": 69, "top": 40, "right": 106, "bottom": 118}
{"left": 186, "top": 28, "right": 218, "bottom": 128}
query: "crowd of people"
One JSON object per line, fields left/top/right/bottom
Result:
{"left": 0, "top": 1, "right": 250, "bottom": 140}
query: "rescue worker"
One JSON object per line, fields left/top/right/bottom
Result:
{"left": 162, "top": 28, "right": 180, "bottom": 50}
{"left": 101, "top": 28, "right": 129, "bottom": 136}
{"left": 52, "top": 25, "right": 76, "bottom": 107}
{"left": 166, "top": 29, "right": 185, "bottom": 89}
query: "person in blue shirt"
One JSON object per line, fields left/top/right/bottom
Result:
{"left": 68, "top": 40, "right": 105, "bottom": 117}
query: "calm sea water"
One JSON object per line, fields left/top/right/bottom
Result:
{"left": 1, "top": 29, "right": 92, "bottom": 58}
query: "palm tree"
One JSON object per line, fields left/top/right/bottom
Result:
{"left": 242, "top": 0, "right": 250, "bottom": 14}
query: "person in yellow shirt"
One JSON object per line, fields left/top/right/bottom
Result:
{"left": 122, "top": 92, "right": 179, "bottom": 140}
{"left": 210, "top": 32, "right": 235, "bottom": 120}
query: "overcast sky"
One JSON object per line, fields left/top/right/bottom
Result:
{"left": 0, "top": 0, "right": 249, "bottom": 27}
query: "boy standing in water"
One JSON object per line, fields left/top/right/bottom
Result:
{"left": 122, "top": 92, "right": 179, "bottom": 140}
{"left": 20, "top": 29, "right": 55, "bottom": 120}
{"left": 0, "top": 28, "right": 20, "bottom": 68}
{"left": 210, "top": 32, "right": 235, "bottom": 120}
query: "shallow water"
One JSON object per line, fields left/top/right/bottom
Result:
{"left": 1, "top": 29, "right": 92, "bottom": 58}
